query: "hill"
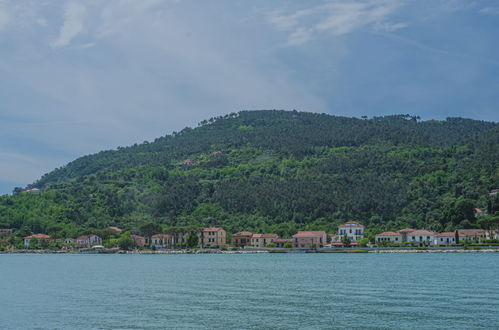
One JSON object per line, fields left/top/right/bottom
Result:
{"left": 1, "top": 110, "right": 498, "bottom": 238}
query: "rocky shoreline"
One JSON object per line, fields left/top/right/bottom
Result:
{"left": 2, "top": 247, "right": 499, "bottom": 254}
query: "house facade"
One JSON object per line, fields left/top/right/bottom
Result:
{"left": 437, "top": 232, "right": 456, "bottom": 245}
{"left": 397, "top": 228, "right": 415, "bottom": 242}
{"left": 455, "top": 229, "right": 486, "bottom": 244}
{"left": 23, "top": 234, "right": 51, "bottom": 247}
{"left": 151, "top": 234, "right": 173, "bottom": 249}
{"left": 199, "top": 228, "right": 226, "bottom": 247}
{"left": 375, "top": 232, "right": 402, "bottom": 244}
{"left": 232, "top": 231, "right": 253, "bottom": 248}
{"left": 251, "top": 234, "right": 279, "bottom": 248}
{"left": 274, "top": 238, "right": 293, "bottom": 248}
{"left": 131, "top": 235, "right": 146, "bottom": 247}
{"left": 293, "top": 231, "right": 327, "bottom": 248}
{"left": 0, "top": 229, "right": 13, "bottom": 235}
{"left": 76, "top": 235, "right": 102, "bottom": 248}
{"left": 406, "top": 230, "right": 437, "bottom": 246}
{"left": 335, "top": 221, "right": 365, "bottom": 242}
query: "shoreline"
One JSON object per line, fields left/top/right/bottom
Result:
{"left": 2, "top": 247, "right": 499, "bottom": 254}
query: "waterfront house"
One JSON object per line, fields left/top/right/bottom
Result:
{"left": 232, "top": 231, "right": 253, "bottom": 248}
{"left": 64, "top": 238, "right": 76, "bottom": 245}
{"left": 131, "top": 235, "right": 146, "bottom": 247}
{"left": 171, "top": 232, "right": 188, "bottom": 247}
{"left": 455, "top": 229, "right": 486, "bottom": 244}
{"left": 274, "top": 238, "right": 293, "bottom": 248}
{"left": 199, "top": 228, "right": 227, "bottom": 248}
{"left": 406, "top": 230, "right": 437, "bottom": 246}
{"left": 151, "top": 234, "right": 173, "bottom": 249}
{"left": 251, "top": 234, "right": 279, "bottom": 248}
{"left": 486, "top": 230, "right": 499, "bottom": 240}
{"left": 293, "top": 231, "right": 327, "bottom": 248}
{"left": 0, "top": 229, "right": 13, "bottom": 235}
{"left": 334, "top": 221, "right": 365, "bottom": 242}
{"left": 23, "top": 234, "right": 50, "bottom": 247}
{"left": 76, "top": 235, "right": 102, "bottom": 248}
{"left": 436, "top": 232, "right": 456, "bottom": 245}
{"left": 397, "top": 228, "right": 415, "bottom": 242}
{"left": 375, "top": 232, "right": 402, "bottom": 244}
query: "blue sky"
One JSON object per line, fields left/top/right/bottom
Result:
{"left": 0, "top": 0, "right": 498, "bottom": 194}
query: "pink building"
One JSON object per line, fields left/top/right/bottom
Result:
{"left": 292, "top": 231, "right": 327, "bottom": 248}
{"left": 131, "top": 234, "right": 146, "bottom": 247}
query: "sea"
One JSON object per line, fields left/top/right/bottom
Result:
{"left": 0, "top": 253, "right": 498, "bottom": 329}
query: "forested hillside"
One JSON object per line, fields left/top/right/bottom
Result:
{"left": 1, "top": 110, "right": 498, "bottom": 238}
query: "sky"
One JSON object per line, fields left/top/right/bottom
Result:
{"left": 0, "top": 0, "right": 498, "bottom": 194}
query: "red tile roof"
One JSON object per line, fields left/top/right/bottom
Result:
{"left": 233, "top": 231, "right": 253, "bottom": 237}
{"left": 474, "top": 208, "right": 484, "bottom": 213}
{"left": 203, "top": 227, "right": 224, "bottom": 232}
{"left": 252, "top": 233, "right": 278, "bottom": 239}
{"left": 292, "top": 231, "right": 326, "bottom": 238}
{"left": 274, "top": 238, "right": 293, "bottom": 243}
{"left": 108, "top": 226, "right": 122, "bottom": 232}
{"left": 24, "top": 234, "right": 50, "bottom": 239}
{"left": 456, "top": 229, "right": 485, "bottom": 236}
{"left": 437, "top": 232, "right": 455, "bottom": 237}
{"left": 397, "top": 228, "right": 415, "bottom": 233}
{"left": 376, "top": 231, "right": 401, "bottom": 236}
{"left": 151, "top": 234, "right": 172, "bottom": 238}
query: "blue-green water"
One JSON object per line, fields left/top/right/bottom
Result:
{"left": 1, "top": 253, "right": 499, "bottom": 329}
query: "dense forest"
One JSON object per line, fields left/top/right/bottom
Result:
{"left": 0, "top": 110, "right": 498, "bottom": 239}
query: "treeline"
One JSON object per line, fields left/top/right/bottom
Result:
{"left": 0, "top": 110, "right": 498, "bottom": 238}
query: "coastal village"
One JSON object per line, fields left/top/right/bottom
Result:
{"left": 1, "top": 219, "right": 499, "bottom": 253}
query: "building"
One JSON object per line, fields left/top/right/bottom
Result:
{"left": 274, "top": 238, "right": 293, "bottom": 248}
{"left": 397, "top": 228, "right": 415, "bottom": 242}
{"left": 474, "top": 208, "right": 486, "bottom": 217}
{"left": 292, "top": 231, "right": 327, "bottom": 248}
{"left": 437, "top": 232, "right": 456, "bottom": 245}
{"left": 76, "top": 235, "right": 102, "bottom": 248}
{"left": 199, "top": 228, "right": 227, "bottom": 247}
{"left": 0, "top": 229, "right": 13, "bottom": 235}
{"left": 489, "top": 189, "right": 499, "bottom": 196}
{"left": 455, "top": 229, "right": 486, "bottom": 244}
{"left": 23, "top": 234, "right": 50, "bottom": 247}
{"left": 406, "top": 230, "right": 437, "bottom": 246}
{"left": 375, "top": 232, "right": 402, "bottom": 244}
{"left": 232, "top": 231, "right": 253, "bottom": 248}
{"left": 251, "top": 234, "right": 279, "bottom": 248}
{"left": 151, "top": 234, "right": 173, "bottom": 249}
{"left": 335, "top": 221, "right": 365, "bottom": 242}
{"left": 170, "top": 232, "right": 188, "bottom": 247}
{"left": 108, "top": 226, "right": 122, "bottom": 233}
{"left": 131, "top": 235, "right": 146, "bottom": 247}
{"left": 64, "top": 238, "right": 76, "bottom": 245}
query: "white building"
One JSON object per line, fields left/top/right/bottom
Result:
{"left": 334, "top": 221, "right": 365, "bottom": 242}
{"left": 436, "top": 232, "right": 456, "bottom": 245}
{"left": 406, "top": 230, "right": 437, "bottom": 246}
{"left": 76, "top": 235, "right": 102, "bottom": 248}
{"left": 375, "top": 232, "right": 402, "bottom": 245}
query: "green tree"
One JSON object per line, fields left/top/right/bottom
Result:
{"left": 118, "top": 235, "right": 135, "bottom": 250}
{"left": 341, "top": 235, "right": 351, "bottom": 246}
{"left": 186, "top": 232, "right": 199, "bottom": 248}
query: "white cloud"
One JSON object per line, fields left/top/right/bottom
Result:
{"left": 0, "top": 5, "right": 10, "bottom": 30}
{"left": 479, "top": 7, "right": 499, "bottom": 15}
{"left": 267, "top": 0, "right": 405, "bottom": 45}
{"left": 50, "top": 1, "right": 86, "bottom": 48}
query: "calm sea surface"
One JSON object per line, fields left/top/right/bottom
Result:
{"left": 1, "top": 253, "right": 499, "bottom": 329}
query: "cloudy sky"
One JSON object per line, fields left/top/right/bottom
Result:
{"left": 0, "top": 0, "right": 498, "bottom": 194}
